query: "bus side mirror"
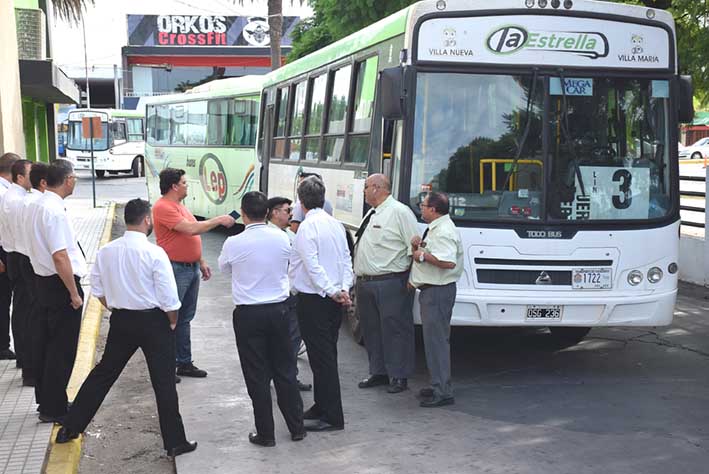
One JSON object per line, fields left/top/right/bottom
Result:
{"left": 679, "top": 75, "right": 694, "bottom": 124}
{"left": 380, "top": 67, "right": 406, "bottom": 120}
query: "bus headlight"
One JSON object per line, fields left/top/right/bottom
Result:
{"left": 627, "top": 270, "right": 643, "bottom": 286}
{"left": 647, "top": 267, "right": 663, "bottom": 283}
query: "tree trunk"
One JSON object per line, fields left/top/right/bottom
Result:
{"left": 268, "top": 0, "right": 283, "bottom": 70}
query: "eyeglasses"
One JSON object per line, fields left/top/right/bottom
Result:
{"left": 418, "top": 203, "right": 432, "bottom": 209}
{"left": 67, "top": 175, "right": 76, "bottom": 181}
{"left": 275, "top": 207, "right": 292, "bottom": 214}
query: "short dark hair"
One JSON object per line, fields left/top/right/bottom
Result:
{"left": 159, "top": 168, "right": 185, "bottom": 195}
{"left": 0, "top": 152, "right": 21, "bottom": 174}
{"left": 11, "top": 160, "right": 31, "bottom": 183}
{"left": 267, "top": 196, "right": 292, "bottom": 219}
{"left": 124, "top": 198, "right": 152, "bottom": 225}
{"left": 297, "top": 176, "right": 325, "bottom": 211}
{"left": 426, "top": 191, "right": 449, "bottom": 215}
{"left": 299, "top": 172, "right": 322, "bottom": 180}
{"left": 46, "top": 159, "right": 74, "bottom": 188}
{"left": 30, "top": 162, "right": 48, "bottom": 189}
{"left": 241, "top": 191, "right": 268, "bottom": 221}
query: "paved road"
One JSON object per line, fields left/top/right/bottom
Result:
{"left": 172, "top": 230, "right": 709, "bottom": 474}
{"left": 72, "top": 171, "right": 148, "bottom": 205}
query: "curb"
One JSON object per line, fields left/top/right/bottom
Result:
{"left": 44, "top": 202, "right": 116, "bottom": 474}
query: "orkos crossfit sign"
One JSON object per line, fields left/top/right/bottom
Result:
{"left": 127, "top": 15, "right": 301, "bottom": 47}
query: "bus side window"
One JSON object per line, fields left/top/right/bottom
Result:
{"left": 346, "top": 55, "right": 378, "bottom": 165}
{"left": 112, "top": 121, "right": 127, "bottom": 143}
{"left": 127, "top": 118, "right": 143, "bottom": 142}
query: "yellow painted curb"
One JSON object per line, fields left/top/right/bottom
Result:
{"left": 45, "top": 202, "right": 116, "bottom": 474}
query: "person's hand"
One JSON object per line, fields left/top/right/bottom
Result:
{"left": 169, "top": 322, "right": 177, "bottom": 331}
{"left": 218, "top": 215, "right": 236, "bottom": 228}
{"left": 200, "top": 261, "right": 212, "bottom": 281}
{"left": 407, "top": 282, "right": 415, "bottom": 291}
{"left": 413, "top": 249, "right": 425, "bottom": 263}
{"left": 411, "top": 235, "right": 422, "bottom": 250}
{"left": 0, "top": 260, "right": 5, "bottom": 273}
{"left": 70, "top": 293, "right": 83, "bottom": 310}
{"left": 331, "top": 290, "right": 352, "bottom": 307}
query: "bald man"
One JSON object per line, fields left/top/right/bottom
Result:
{"left": 353, "top": 174, "right": 419, "bottom": 394}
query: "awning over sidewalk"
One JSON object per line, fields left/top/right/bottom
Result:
{"left": 19, "top": 59, "right": 81, "bottom": 105}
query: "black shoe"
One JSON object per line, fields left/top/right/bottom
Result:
{"left": 167, "top": 441, "right": 198, "bottom": 457}
{"left": 420, "top": 395, "right": 455, "bottom": 408}
{"left": 297, "top": 379, "right": 312, "bottom": 391}
{"left": 175, "top": 375, "right": 181, "bottom": 384}
{"left": 22, "top": 377, "right": 36, "bottom": 387}
{"left": 176, "top": 363, "right": 207, "bottom": 378}
{"left": 0, "top": 349, "right": 16, "bottom": 360}
{"left": 55, "top": 427, "right": 80, "bottom": 443}
{"left": 38, "top": 413, "right": 65, "bottom": 424}
{"left": 248, "top": 433, "right": 275, "bottom": 447}
{"left": 291, "top": 431, "right": 307, "bottom": 442}
{"left": 358, "top": 374, "right": 389, "bottom": 389}
{"left": 387, "top": 378, "right": 408, "bottom": 394}
{"left": 303, "top": 406, "right": 321, "bottom": 420}
{"left": 419, "top": 387, "right": 434, "bottom": 398}
{"left": 304, "top": 420, "right": 344, "bottom": 432}
{"left": 16, "top": 360, "right": 22, "bottom": 369}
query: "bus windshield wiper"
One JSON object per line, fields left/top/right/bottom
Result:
{"left": 500, "top": 68, "right": 539, "bottom": 195}
{"left": 557, "top": 68, "right": 587, "bottom": 197}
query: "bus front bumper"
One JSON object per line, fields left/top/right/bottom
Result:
{"left": 413, "top": 288, "right": 677, "bottom": 327}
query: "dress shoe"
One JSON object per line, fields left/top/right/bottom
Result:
{"left": 55, "top": 427, "right": 80, "bottom": 443}
{"left": 419, "top": 387, "right": 434, "bottom": 398}
{"left": 297, "top": 379, "right": 312, "bottom": 391}
{"left": 16, "top": 360, "right": 22, "bottom": 369}
{"left": 0, "top": 349, "right": 16, "bottom": 360}
{"left": 303, "top": 406, "right": 321, "bottom": 420}
{"left": 304, "top": 420, "right": 344, "bottom": 432}
{"left": 291, "top": 431, "right": 307, "bottom": 441}
{"left": 358, "top": 374, "right": 389, "bottom": 389}
{"left": 167, "top": 441, "right": 198, "bottom": 457}
{"left": 176, "top": 363, "right": 207, "bottom": 378}
{"left": 248, "top": 433, "right": 275, "bottom": 447}
{"left": 387, "top": 378, "right": 408, "bottom": 394}
{"left": 38, "top": 413, "right": 65, "bottom": 424}
{"left": 420, "top": 394, "right": 455, "bottom": 408}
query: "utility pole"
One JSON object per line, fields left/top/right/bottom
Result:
{"left": 82, "top": 18, "right": 97, "bottom": 208}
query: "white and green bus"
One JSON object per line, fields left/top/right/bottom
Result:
{"left": 144, "top": 76, "right": 263, "bottom": 220}
{"left": 66, "top": 108, "right": 146, "bottom": 178}
{"left": 260, "top": 0, "right": 693, "bottom": 343}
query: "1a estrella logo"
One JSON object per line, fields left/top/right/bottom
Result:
{"left": 199, "top": 153, "right": 227, "bottom": 204}
{"left": 486, "top": 25, "right": 608, "bottom": 59}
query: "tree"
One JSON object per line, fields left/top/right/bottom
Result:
{"left": 268, "top": 0, "right": 283, "bottom": 70}
{"left": 51, "top": 0, "right": 93, "bottom": 22}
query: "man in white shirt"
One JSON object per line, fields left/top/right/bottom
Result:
{"left": 218, "top": 191, "right": 305, "bottom": 447}
{"left": 56, "top": 199, "right": 197, "bottom": 458}
{"left": 1, "top": 159, "right": 33, "bottom": 383}
{"left": 0, "top": 152, "right": 20, "bottom": 361}
{"left": 29, "top": 159, "right": 87, "bottom": 423}
{"left": 290, "top": 177, "right": 353, "bottom": 432}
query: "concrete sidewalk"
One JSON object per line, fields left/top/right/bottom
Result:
{"left": 0, "top": 198, "right": 112, "bottom": 474}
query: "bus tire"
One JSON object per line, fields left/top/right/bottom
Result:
{"left": 548, "top": 327, "right": 591, "bottom": 345}
{"left": 691, "top": 152, "right": 702, "bottom": 160}
{"left": 132, "top": 156, "right": 144, "bottom": 177}
{"left": 95, "top": 170, "right": 105, "bottom": 178}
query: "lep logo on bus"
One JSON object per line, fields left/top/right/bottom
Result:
{"left": 199, "top": 153, "right": 228, "bottom": 205}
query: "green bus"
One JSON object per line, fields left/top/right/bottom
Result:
{"left": 144, "top": 75, "right": 263, "bottom": 219}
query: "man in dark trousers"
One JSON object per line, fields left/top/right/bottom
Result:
{"left": 0, "top": 152, "right": 20, "bottom": 361}
{"left": 218, "top": 191, "right": 305, "bottom": 447}
{"left": 27, "top": 159, "right": 86, "bottom": 423}
{"left": 56, "top": 199, "right": 197, "bottom": 457}
{"left": 290, "top": 177, "right": 353, "bottom": 431}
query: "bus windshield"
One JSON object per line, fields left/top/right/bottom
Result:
{"left": 409, "top": 72, "right": 672, "bottom": 223}
{"left": 67, "top": 120, "right": 109, "bottom": 151}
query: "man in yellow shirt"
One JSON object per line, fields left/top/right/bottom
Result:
{"left": 410, "top": 192, "right": 463, "bottom": 407}
{"left": 354, "top": 174, "right": 419, "bottom": 394}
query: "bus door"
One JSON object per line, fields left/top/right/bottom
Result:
{"left": 260, "top": 92, "right": 275, "bottom": 192}
{"left": 381, "top": 119, "right": 403, "bottom": 197}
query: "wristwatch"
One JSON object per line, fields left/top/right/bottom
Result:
{"left": 418, "top": 252, "right": 425, "bottom": 263}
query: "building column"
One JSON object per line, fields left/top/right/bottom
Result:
{"left": 0, "top": 0, "right": 26, "bottom": 156}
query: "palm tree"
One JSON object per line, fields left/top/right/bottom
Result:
{"left": 52, "top": 0, "right": 92, "bottom": 22}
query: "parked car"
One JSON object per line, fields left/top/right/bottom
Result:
{"left": 678, "top": 137, "right": 709, "bottom": 159}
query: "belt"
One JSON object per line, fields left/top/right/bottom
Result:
{"left": 171, "top": 261, "right": 199, "bottom": 267}
{"left": 358, "top": 271, "right": 409, "bottom": 282}
{"left": 235, "top": 300, "right": 288, "bottom": 309}
{"left": 113, "top": 307, "right": 162, "bottom": 313}
{"left": 417, "top": 282, "right": 455, "bottom": 291}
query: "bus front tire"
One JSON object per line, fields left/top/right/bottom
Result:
{"left": 548, "top": 327, "right": 591, "bottom": 345}
{"left": 95, "top": 170, "right": 105, "bottom": 178}
{"left": 131, "top": 156, "right": 144, "bottom": 178}
{"left": 691, "top": 152, "right": 702, "bottom": 160}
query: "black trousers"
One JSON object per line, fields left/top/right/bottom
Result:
{"left": 34, "top": 274, "right": 83, "bottom": 417}
{"left": 18, "top": 255, "right": 39, "bottom": 379}
{"left": 296, "top": 293, "right": 344, "bottom": 427}
{"left": 0, "top": 247, "right": 12, "bottom": 352}
{"left": 233, "top": 301, "right": 304, "bottom": 439}
{"left": 7, "top": 253, "right": 31, "bottom": 371}
{"left": 64, "top": 309, "right": 188, "bottom": 450}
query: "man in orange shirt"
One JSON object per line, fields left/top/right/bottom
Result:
{"left": 153, "top": 168, "right": 235, "bottom": 379}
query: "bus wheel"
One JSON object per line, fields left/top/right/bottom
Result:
{"left": 95, "top": 170, "right": 105, "bottom": 178}
{"left": 132, "top": 156, "right": 144, "bottom": 177}
{"left": 691, "top": 152, "right": 702, "bottom": 160}
{"left": 549, "top": 327, "right": 591, "bottom": 345}
{"left": 345, "top": 287, "right": 364, "bottom": 345}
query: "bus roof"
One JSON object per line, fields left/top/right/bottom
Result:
{"left": 144, "top": 75, "right": 265, "bottom": 106}
{"left": 68, "top": 108, "right": 144, "bottom": 118}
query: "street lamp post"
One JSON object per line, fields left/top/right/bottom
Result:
{"left": 81, "top": 17, "right": 97, "bottom": 208}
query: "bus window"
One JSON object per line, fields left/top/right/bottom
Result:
{"left": 186, "top": 101, "right": 207, "bottom": 145}
{"left": 273, "top": 87, "right": 289, "bottom": 158}
{"left": 289, "top": 81, "right": 307, "bottom": 160}
{"left": 112, "top": 120, "right": 127, "bottom": 143}
{"left": 323, "top": 65, "right": 352, "bottom": 162}
{"left": 346, "top": 56, "right": 378, "bottom": 164}
{"left": 304, "top": 74, "right": 327, "bottom": 161}
{"left": 170, "top": 105, "right": 187, "bottom": 145}
{"left": 208, "top": 99, "right": 229, "bottom": 145}
{"left": 127, "top": 118, "right": 143, "bottom": 142}
{"left": 230, "top": 99, "right": 258, "bottom": 146}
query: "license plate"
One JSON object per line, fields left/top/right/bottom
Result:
{"left": 572, "top": 268, "right": 612, "bottom": 289}
{"left": 526, "top": 305, "right": 562, "bottom": 320}
{"left": 78, "top": 157, "right": 90, "bottom": 162}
